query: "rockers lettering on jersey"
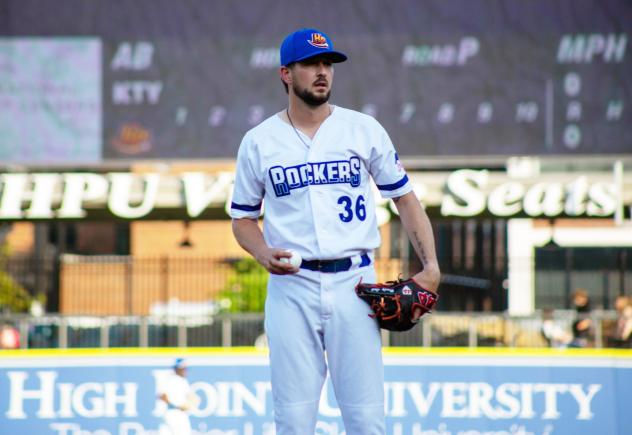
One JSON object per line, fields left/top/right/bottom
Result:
{"left": 269, "top": 157, "right": 362, "bottom": 197}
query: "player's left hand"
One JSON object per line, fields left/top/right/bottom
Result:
{"left": 411, "top": 266, "right": 441, "bottom": 320}
{"left": 355, "top": 276, "right": 438, "bottom": 331}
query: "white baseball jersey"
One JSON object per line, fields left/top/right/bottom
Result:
{"left": 230, "top": 106, "right": 411, "bottom": 259}
{"left": 158, "top": 372, "right": 192, "bottom": 435}
{"left": 158, "top": 372, "right": 191, "bottom": 408}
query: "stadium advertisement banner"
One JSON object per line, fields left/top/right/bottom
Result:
{"left": 0, "top": 349, "right": 631, "bottom": 435}
{"left": 1, "top": 168, "right": 630, "bottom": 221}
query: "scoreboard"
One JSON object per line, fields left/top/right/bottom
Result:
{"left": 0, "top": 0, "right": 630, "bottom": 163}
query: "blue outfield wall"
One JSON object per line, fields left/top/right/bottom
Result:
{"left": 0, "top": 348, "right": 631, "bottom": 435}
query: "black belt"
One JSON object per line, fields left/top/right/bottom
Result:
{"left": 300, "top": 253, "right": 371, "bottom": 273}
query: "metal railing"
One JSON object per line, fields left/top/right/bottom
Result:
{"left": 1, "top": 309, "right": 623, "bottom": 350}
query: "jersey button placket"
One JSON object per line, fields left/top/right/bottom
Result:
{"left": 307, "top": 148, "right": 326, "bottom": 256}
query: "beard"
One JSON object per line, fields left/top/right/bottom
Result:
{"left": 293, "top": 83, "right": 330, "bottom": 107}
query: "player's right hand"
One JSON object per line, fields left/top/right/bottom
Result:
{"left": 256, "top": 248, "right": 299, "bottom": 275}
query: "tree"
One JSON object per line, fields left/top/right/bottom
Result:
{"left": 218, "top": 258, "right": 268, "bottom": 313}
{"left": 0, "top": 245, "right": 31, "bottom": 313}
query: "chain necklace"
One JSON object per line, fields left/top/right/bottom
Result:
{"left": 286, "top": 105, "right": 332, "bottom": 148}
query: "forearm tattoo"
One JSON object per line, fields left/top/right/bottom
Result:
{"left": 413, "top": 230, "right": 429, "bottom": 266}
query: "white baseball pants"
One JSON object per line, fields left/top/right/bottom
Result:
{"left": 161, "top": 409, "right": 191, "bottom": 435}
{"left": 265, "top": 265, "right": 385, "bottom": 435}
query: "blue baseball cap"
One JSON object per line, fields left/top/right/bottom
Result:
{"left": 280, "top": 28, "right": 347, "bottom": 66}
{"left": 173, "top": 358, "right": 187, "bottom": 369}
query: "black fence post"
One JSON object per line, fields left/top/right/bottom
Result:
{"left": 161, "top": 256, "right": 168, "bottom": 304}
{"left": 602, "top": 269, "right": 610, "bottom": 309}
{"left": 564, "top": 248, "right": 573, "bottom": 309}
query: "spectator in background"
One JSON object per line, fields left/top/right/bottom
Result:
{"left": 572, "top": 288, "right": 592, "bottom": 316}
{"left": 568, "top": 288, "right": 595, "bottom": 347}
{"left": 609, "top": 295, "right": 632, "bottom": 348}
{"left": 541, "top": 308, "right": 572, "bottom": 348}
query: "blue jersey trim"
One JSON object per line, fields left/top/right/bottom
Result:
{"left": 359, "top": 253, "right": 371, "bottom": 267}
{"left": 231, "top": 202, "right": 262, "bottom": 212}
{"left": 376, "top": 175, "right": 409, "bottom": 191}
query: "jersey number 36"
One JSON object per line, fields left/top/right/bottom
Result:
{"left": 337, "top": 195, "right": 366, "bottom": 222}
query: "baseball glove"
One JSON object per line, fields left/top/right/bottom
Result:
{"left": 355, "top": 278, "right": 438, "bottom": 331}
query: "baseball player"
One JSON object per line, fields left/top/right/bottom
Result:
{"left": 158, "top": 358, "right": 196, "bottom": 435}
{"left": 230, "top": 28, "right": 440, "bottom": 434}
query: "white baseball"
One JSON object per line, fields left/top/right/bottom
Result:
{"left": 280, "top": 249, "right": 302, "bottom": 268}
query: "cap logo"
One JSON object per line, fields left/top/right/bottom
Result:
{"left": 307, "top": 33, "right": 329, "bottom": 49}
